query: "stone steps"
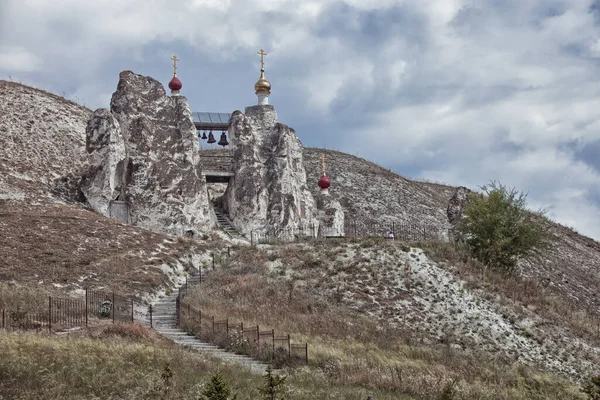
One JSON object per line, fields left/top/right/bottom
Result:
{"left": 213, "top": 208, "right": 247, "bottom": 240}
{"left": 139, "top": 270, "right": 269, "bottom": 374}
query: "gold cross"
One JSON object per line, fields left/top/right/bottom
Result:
{"left": 170, "top": 55, "right": 179, "bottom": 75}
{"left": 257, "top": 49, "right": 267, "bottom": 70}
{"left": 322, "top": 154, "right": 327, "bottom": 176}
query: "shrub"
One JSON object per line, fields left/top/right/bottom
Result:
{"left": 582, "top": 375, "right": 600, "bottom": 400}
{"left": 258, "top": 366, "right": 287, "bottom": 400}
{"left": 456, "top": 181, "right": 548, "bottom": 273}
{"left": 201, "top": 371, "right": 236, "bottom": 400}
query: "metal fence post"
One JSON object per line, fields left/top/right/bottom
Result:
{"left": 149, "top": 305, "right": 153, "bottom": 328}
{"left": 288, "top": 334, "right": 291, "bottom": 359}
{"left": 257, "top": 325, "right": 259, "bottom": 343}
{"left": 85, "top": 288, "right": 88, "bottom": 327}
{"left": 212, "top": 315, "right": 215, "bottom": 333}
{"left": 48, "top": 296, "right": 52, "bottom": 332}
{"left": 176, "top": 296, "right": 181, "bottom": 328}
{"left": 112, "top": 293, "right": 115, "bottom": 324}
{"left": 305, "top": 343, "right": 308, "bottom": 364}
{"left": 272, "top": 329, "right": 275, "bottom": 356}
{"left": 131, "top": 298, "right": 134, "bottom": 322}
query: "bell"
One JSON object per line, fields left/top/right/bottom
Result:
{"left": 218, "top": 132, "right": 229, "bottom": 147}
{"left": 201, "top": 131, "right": 207, "bottom": 140}
{"left": 207, "top": 131, "right": 216, "bottom": 144}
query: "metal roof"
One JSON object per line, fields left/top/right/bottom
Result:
{"left": 192, "top": 112, "right": 232, "bottom": 125}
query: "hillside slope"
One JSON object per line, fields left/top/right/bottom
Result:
{"left": 304, "top": 148, "right": 455, "bottom": 232}
{"left": 0, "top": 80, "right": 214, "bottom": 299}
{"left": 0, "top": 80, "right": 90, "bottom": 198}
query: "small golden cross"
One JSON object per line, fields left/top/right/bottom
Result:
{"left": 170, "top": 55, "right": 179, "bottom": 75}
{"left": 257, "top": 49, "right": 267, "bottom": 70}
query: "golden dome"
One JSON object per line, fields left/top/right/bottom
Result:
{"left": 254, "top": 69, "right": 271, "bottom": 95}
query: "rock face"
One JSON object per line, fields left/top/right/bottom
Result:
{"left": 315, "top": 193, "right": 345, "bottom": 237}
{"left": 81, "top": 71, "right": 213, "bottom": 235}
{"left": 447, "top": 186, "right": 470, "bottom": 225}
{"left": 223, "top": 105, "right": 318, "bottom": 237}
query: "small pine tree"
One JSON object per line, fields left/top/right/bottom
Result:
{"left": 258, "top": 365, "right": 287, "bottom": 400}
{"left": 582, "top": 375, "right": 600, "bottom": 400}
{"left": 456, "top": 181, "right": 548, "bottom": 274}
{"left": 201, "top": 371, "right": 236, "bottom": 400}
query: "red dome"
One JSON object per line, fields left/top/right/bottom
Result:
{"left": 318, "top": 174, "right": 331, "bottom": 190}
{"left": 168, "top": 76, "right": 182, "bottom": 92}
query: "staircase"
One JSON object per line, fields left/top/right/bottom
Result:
{"left": 146, "top": 274, "right": 269, "bottom": 374}
{"left": 213, "top": 207, "right": 246, "bottom": 240}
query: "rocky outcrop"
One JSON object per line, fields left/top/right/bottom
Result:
{"left": 81, "top": 71, "right": 213, "bottom": 235}
{"left": 315, "top": 194, "right": 345, "bottom": 237}
{"left": 447, "top": 186, "right": 470, "bottom": 225}
{"left": 223, "top": 105, "right": 318, "bottom": 237}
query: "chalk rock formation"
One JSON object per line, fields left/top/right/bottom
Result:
{"left": 81, "top": 71, "right": 213, "bottom": 235}
{"left": 223, "top": 105, "right": 318, "bottom": 237}
{"left": 447, "top": 186, "right": 470, "bottom": 225}
{"left": 315, "top": 194, "right": 345, "bottom": 237}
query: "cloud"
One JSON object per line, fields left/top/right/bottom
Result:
{"left": 1, "top": 0, "right": 600, "bottom": 239}
{"left": 0, "top": 46, "right": 41, "bottom": 72}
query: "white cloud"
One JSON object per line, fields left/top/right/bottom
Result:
{"left": 2, "top": 0, "right": 600, "bottom": 239}
{"left": 0, "top": 46, "right": 41, "bottom": 72}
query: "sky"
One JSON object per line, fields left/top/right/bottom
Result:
{"left": 1, "top": 0, "right": 600, "bottom": 240}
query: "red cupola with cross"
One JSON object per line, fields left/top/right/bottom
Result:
{"left": 168, "top": 55, "right": 182, "bottom": 96}
{"left": 318, "top": 154, "right": 331, "bottom": 195}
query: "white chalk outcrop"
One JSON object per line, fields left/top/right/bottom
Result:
{"left": 81, "top": 71, "right": 213, "bottom": 235}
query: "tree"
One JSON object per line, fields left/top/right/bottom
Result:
{"left": 201, "top": 371, "right": 236, "bottom": 400}
{"left": 258, "top": 365, "right": 287, "bottom": 400}
{"left": 456, "top": 181, "right": 548, "bottom": 273}
{"left": 582, "top": 375, "right": 600, "bottom": 400}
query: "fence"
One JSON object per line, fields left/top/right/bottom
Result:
{"left": 249, "top": 221, "right": 447, "bottom": 244}
{"left": 1, "top": 288, "right": 134, "bottom": 332}
{"left": 175, "top": 286, "right": 308, "bottom": 367}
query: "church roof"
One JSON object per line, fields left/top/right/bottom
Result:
{"left": 192, "top": 112, "right": 232, "bottom": 131}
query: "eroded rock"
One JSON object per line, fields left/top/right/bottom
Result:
{"left": 223, "top": 105, "right": 318, "bottom": 237}
{"left": 82, "top": 71, "right": 213, "bottom": 235}
{"left": 447, "top": 186, "right": 470, "bottom": 225}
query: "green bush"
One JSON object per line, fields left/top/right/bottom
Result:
{"left": 582, "top": 375, "right": 600, "bottom": 399}
{"left": 201, "top": 371, "right": 236, "bottom": 400}
{"left": 258, "top": 366, "right": 287, "bottom": 400}
{"left": 456, "top": 181, "right": 548, "bottom": 273}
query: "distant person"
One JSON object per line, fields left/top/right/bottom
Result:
{"left": 386, "top": 231, "right": 394, "bottom": 240}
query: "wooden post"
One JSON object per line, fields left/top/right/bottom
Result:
{"left": 112, "top": 293, "right": 115, "bottom": 324}
{"left": 131, "top": 298, "right": 134, "bottom": 322}
{"left": 149, "top": 305, "right": 153, "bottom": 328}
{"left": 212, "top": 254, "right": 215, "bottom": 270}
{"left": 257, "top": 325, "right": 260, "bottom": 343}
{"left": 2, "top": 309, "right": 4, "bottom": 329}
{"left": 251, "top": 231, "right": 254, "bottom": 246}
{"left": 288, "top": 334, "right": 291, "bottom": 359}
{"left": 212, "top": 315, "right": 215, "bottom": 334}
{"left": 272, "top": 329, "right": 275, "bottom": 355}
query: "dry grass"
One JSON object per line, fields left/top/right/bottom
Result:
{"left": 183, "top": 243, "right": 585, "bottom": 400}
{"left": 0, "top": 328, "right": 425, "bottom": 399}
{"left": 419, "top": 241, "right": 600, "bottom": 342}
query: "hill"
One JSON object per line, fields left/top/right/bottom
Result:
{"left": 2, "top": 79, "right": 600, "bottom": 397}
{"left": 0, "top": 80, "right": 215, "bottom": 300}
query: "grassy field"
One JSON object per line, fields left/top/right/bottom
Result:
{"left": 0, "top": 325, "right": 420, "bottom": 400}
{"left": 181, "top": 242, "right": 589, "bottom": 400}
